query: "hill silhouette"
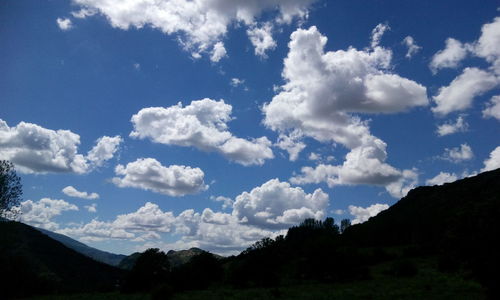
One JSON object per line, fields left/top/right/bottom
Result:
{"left": 37, "top": 227, "right": 126, "bottom": 266}
{"left": 0, "top": 221, "right": 124, "bottom": 298}
{"left": 1, "top": 169, "right": 498, "bottom": 298}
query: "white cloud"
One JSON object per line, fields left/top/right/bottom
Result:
{"left": 12, "top": 198, "right": 78, "bottom": 230}
{"left": 436, "top": 115, "right": 469, "bottom": 136}
{"left": 112, "top": 158, "right": 208, "bottom": 196}
{"left": 210, "top": 195, "right": 234, "bottom": 210}
{"left": 59, "top": 201, "right": 281, "bottom": 255}
{"left": 402, "top": 36, "right": 421, "bottom": 58}
{"left": 370, "top": 23, "right": 390, "bottom": 48}
{"left": 71, "top": 8, "right": 96, "bottom": 19}
{"left": 86, "top": 135, "right": 122, "bottom": 167}
{"left": 230, "top": 78, "right": 245, "bottom": 87}
{"left": 247, "top": 22, "right": 277, "bottom": 58}
{"left": 56, "top": 18, "right": 73, "bottom": 31}
{"left": 481, "top": 146, "right": 500, "bottom": 172}
{"left": 308, "top": 152, "right": 320, "bottom": 161}
{"left": 276, "top": 132, "right": 306, "bottom": 161}
{"left": 262, "top": 26, "right": 426, "bottom": 196}
{"left": 232, "top": 178, "right": 328, "bottom": 229}
{"left": 473, "top": 17, "right": 500, "bottom": 74}
{"left": 483, "top": 95, "right": 500, "bottom": 120}
{"left": 426, "top": 172, "right": 458, "bottom": 186}
{"left": 130, "top": 98, "right": 274, "bottom": 166}
{"left": 85, "top": 203, "right": 97, "bottom": 213}
{"left": 348, "top": 203, "right": 389, "bottom": 225}
{"left": 210, "top": 42, "right": 227, "bottom": 62}
{"left": 441, "top": 143, "right": 474, "bottom": 163}
{"left": 429, "top": 38, "right": 470, "bottom": 74}
{"left": 432, "top": 67, "right": 498, "bottom": 115}
{"left": 62, "top": 186, "right": 99, "bottom": 200}
{"left": 290, "top": 148, "right": 418, "bottom": 199}
{"left": 71, "top": 0, "right": 316, "bottom": 59}
{"left": 0, "top": 119, "right": 120, "bottom": 174}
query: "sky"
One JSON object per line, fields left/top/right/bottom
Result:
{"left": 1, "top": 0, "right": 499, "bottom": 256}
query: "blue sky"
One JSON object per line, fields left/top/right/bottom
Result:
{"left": 1, "top": 0, "right": 499, "bottom": 255}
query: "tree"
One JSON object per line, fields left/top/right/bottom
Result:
{"left": 340, "top": 219, "right": 351, "bottom": 234}
{"left": 122, "top": 248, "right": 170, "bottom": 293}
{"left": 0, "top": 160, "right": 22, "bottom": 217}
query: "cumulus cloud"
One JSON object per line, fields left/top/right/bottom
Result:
{"left": 348, "top": 203, "right": 389, "bottom": 225}
{"left": 87, "top": 136, "right": 122, "bottom": 167}
{"left": 483, "top": 95, "right": 500, "bottom": 120}
{"left": 262, "top": 25, "right": 426, "bottom": 197}
{"left": 473, "top": 17, "right": 500, "bottom": 74}
{"left": 429, "top": 38, "right": 470, "bottom": 73}
{"left": 402, "top": 36, "right": 421, "bottom": 58}
{"left": 276, "top": 132, "right": 306, "bottom": 161}
{"left": 441, "top": 143, "right": 474, "bottom": 163}
{"left": 247, "top": 22, "right": 277, "bottom": 58}
{"left": 436, "top": 115, "right": 469, "bottom": 136}
{"left": 112, "top": 158, "right": 208, "bottom": 196}
{"left": 0, "top": 119, "right": 121, "bottom": 174}
{"left": 426, "top": 172, "right": 458, "bottom": 186}
{"left": 432, "top": 67, "right": 498, "bottom": 115}
{"left": 130, "top": 98, "right": 273, "bottom": 166}
{"left": 11, "top": 198, "right": 78, "bottom": 231}
{"left": 230, "top": 78, "right": 245, "bottom": 87}
{"left": 62, "top": 186, "right": 99, "bottom": 200}
{"left": 232, "top": 178, "right": 328, "bottom": 229}
{"left": 60, "top": 201, "right": 280, "bottom": 255}
{"left": 481, "top": 146, "right": 500, "bottom": 172}
{"left": 56, "top": 18, "right": 73, "bottom": 30}
{"left": 370, "top": 23, "right": 390, "bottom": 48}
{"left": 210, "top": 195, "right": 234, "bottom": 210}
{"left": 70, "top": 0, "right": 316, "bottom": 59}
{"left": 210, "top": 42, "right": 227, "bottom": 62}
{"left": 85, "top": 203, "right": 97, "bottom": 213}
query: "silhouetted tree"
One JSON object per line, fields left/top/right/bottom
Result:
{"left": 0, "top": 160, "right": 22, "bottom": 217}
{"left": 122, "top": 248, "right": 170, "bottom": 293}
{"left": 340, "top": 219, "right": 351, "bottom": 233}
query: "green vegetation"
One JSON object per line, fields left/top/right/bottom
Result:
{"left": 1, "top": 160, "right": 499, "bottom": 299}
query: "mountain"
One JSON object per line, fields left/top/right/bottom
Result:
{"left": 36, "top": 227, "right": 126, "bottom": 266}
{"left": 342, "top": 168, "right": 500, "bottom": 293}
{"left": 0, "top": 221, "right": 124, "bottom": 298}
{"left": 119, "top": 247, "right": 222, "bottom": 270}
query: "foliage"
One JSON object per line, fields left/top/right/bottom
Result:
{"left": 0, "top": 160, "right": 22, "bottom": 217}
{"left": 122, "top": 248, "right": 170, "bottom": 293}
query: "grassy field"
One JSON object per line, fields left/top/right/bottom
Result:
{"left": 30, "top": 257, "right": 486, "bottom": 300}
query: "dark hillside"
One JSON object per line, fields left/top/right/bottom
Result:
{"left": 0, "top": 221, "right": 124, "bottom": 298}
{"left": 37, "top": 227, "right": 126, "bottom": 266}
{"left": 343, "top": 168, "right": 500, "bottom": 293}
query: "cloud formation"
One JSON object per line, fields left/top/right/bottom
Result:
{"left": 348, "top": 203, "right": 389, "bottom": 225}
{"left": 56, "top": 18, "right": 73, "bottom": 30}
{"left": 429, "top": 38, "right": 469, "bottom": 73}
{"left": 112, "top": 158, "right": 208, "bottom": 197}
{"left": 441, "top": 143, "right": 474, "bottom": 163}
{"left": 232, "top": 178, "right": 328, "bottom": 229}
{"left": 436, "top": 115, "right": 468, "bottom": 136}
{"left": 432, "top": 67, "right": 498, "bottom": 115}
{"left": 425, "top": 172, "right": 458, "bottom": 186}
{"left": 247, "top": 22, "right": 277, "bottom": 58}
{"left": 262, "top": 25, "right": 426, "bottom": 197}
{"left": 62, "top": 186, "right": 99, "bottom": 200}
{"left": 130, "top": 98, "right": 273, "bottom": 166}
{"left": 483, "top": 95, "right": 500, "bottom": 120}
{"left": 402, "top": 36, "right": 421, "bottom": 58}
{"left": 13, "top": 198, "right": 78, "bottom": 231}
{"left": 70, "top": 0, "right": 316, "bottom": 59}
{"left": 0, "top": 119, "right": 121, "bottom": 174}
{"left": 482, "top": 146, "right": 500, "bottom": 172}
